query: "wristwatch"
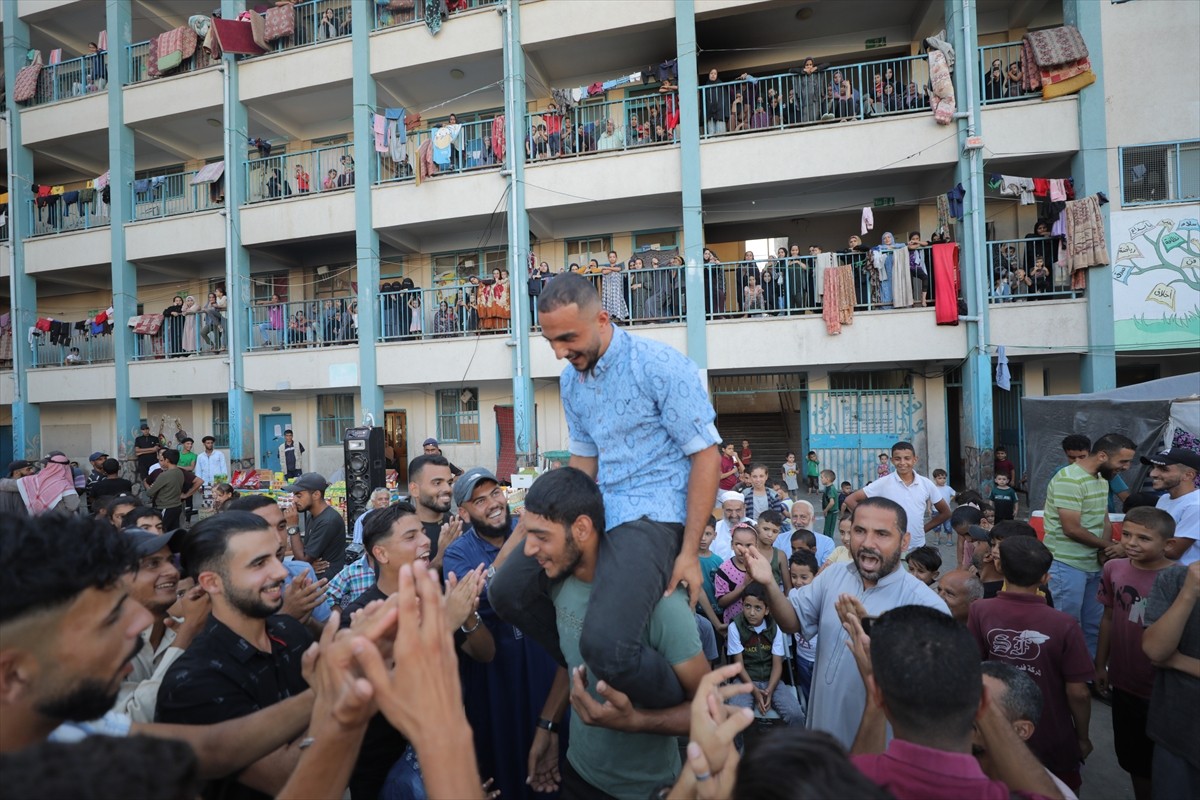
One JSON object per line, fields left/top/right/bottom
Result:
{"left": 286, "top": 526, "right": 300, "bottom": 536}
{"left": 485, "top": 564, "right": 497, "bottom": 582}
{"left": 536, "top": 718, "right": 559, "bottom": 734}
{"left": 460, "top": 612, "right": 483, "bottom": 634}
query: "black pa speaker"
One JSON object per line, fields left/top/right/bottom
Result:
{"left": 344, "top": 426, "right": 386, "bottom": 538}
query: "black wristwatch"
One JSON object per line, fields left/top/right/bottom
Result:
{"left": 536, "top": 717, "right": 559, "bottom": 734}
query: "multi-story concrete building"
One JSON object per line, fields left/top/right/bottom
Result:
{"left": 2, "top": 0, "right": 1197, "bottom": 490}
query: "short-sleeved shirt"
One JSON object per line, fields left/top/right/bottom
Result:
{"left": 698, "top": 551, "right": 723, "bottom": 612}
{"left": 177, "top": 451, "right": 197, "bottom": 469}
{"left": 326, "top": 555, "right": 375, "bottom": 610}
{"left": 304, "top": 505, "right": 346, "bottom": 579}
{"left": 560, "top": 325, "right": 720, "bottom": 530}
{"left": 967, "top": 592, "right": 1094, "bottom": 777}
{"left": 990, "top": 486, "right": 1017, "bottom": 521}
{"left": 1097, "top": 558, "right": 1169, "bottom": 699}
{"left": 1145, "top": 565, "right": 1200, "bottom": 769}
{"left": 1157, "top": 490, "right": 1200, "bottom": 565}
{"left": 726, "top": 618, "right": 786, "bottom": 658}
{"left": 134, "top": 435, "right": 160, "bottom": 476}
{"left": 862, "top": 471, "right": 941, "bottom": 547}
{"left": 852, "top": 738, "right": 1051, "bottom": 800}
{"left": 1043, "top": 463, "right": 1109, "bottom": 572}
{"left": 552, "top": 578, "right": 701, "bottom": 800}
{"left": 88, "top": 477, "right": 133, "bottom": 502}
{"left": 713, "top": 558, "right": 750, "bottom": 625}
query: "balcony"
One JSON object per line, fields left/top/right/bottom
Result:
{"left": 132, "top": 307, "right": 226, "bottom": 361}
{"left": 375, "top": 118, "right": 500, "bottom": 185}
{"left": 30, "top": 327, "right": 113, "bottom": 369}
{"left": 23, "top": 53, "right": 108, "bottom": 108}
{"left": 131, "top": 171, "right": 224, "bottom": 221}
{"left": 251, "top": 0, "right": 353, "bottom": 56}
{"left": 986, "top": 238, "right": 1083, "bottom": 304}
{"left": 26, "top": 196, "right": 110, "bottom": 238}
{"left": 245, "top": 142, "right": 355, "bottom": 204}
{"left": 372, "top": 0, "right": 500, "bottom": 32}
{"left": 523, "top": 94, "right": 680, "bottom": 162}
{"left": 247, "top": 296, "right": 359, "bottom": 352}
{"left": 126, "top": 39, "right": 216, "bottom": 85}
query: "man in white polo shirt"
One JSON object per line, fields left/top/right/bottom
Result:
{"left": 1143, "top": 447, "right": 1200, "bottom": 565}
{"left": 843, "top": 440, "right": 950, "bottom": 550}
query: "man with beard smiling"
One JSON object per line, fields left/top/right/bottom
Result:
{"left": 156, "top": 512, "right": 313, "bottom": 800}
{"left": 408, "top": 453, "right": 463, "bottom": 572}
{"left": 744, "top": 496, "right": 948, "bottom": 748}
{"left": 443, "top": 467, "right": 563, "bottom": 800}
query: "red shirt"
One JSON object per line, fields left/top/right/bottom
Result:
{"left": 1097, "top": 558, "right": 1169, "bottom": 699}
{"left": 852, "top": 739, "right": 1051, "bottom": 800}
{"left": 994, "top": 458, "right": 1016, "bottom": 481}
{"left": 968, "top": 592, "right": 1093, "bottom": 778}
{"left": 719, "top": 455, "right": 739, "bottom": 491}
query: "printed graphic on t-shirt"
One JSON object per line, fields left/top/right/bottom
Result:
{"left": 1116, "top": 584, "right": 1148, "bottom": 625}
{"left": 986, "top": 627, "right": 1050, "bottom": 671}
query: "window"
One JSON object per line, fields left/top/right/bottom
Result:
{"left": 211, "top": 399, "right": 230, "bottom": 448}
{"left": 634, "top": 229, "right": 679, "bottom": 251}
{"left": 437, "top": 387, "right": 480, "bottom": 443}
{"left": 565, "top": 236, "right": 612, "bottom": 268}
{"left": 432, "top": 248, "right": 507, "bottom": 285}
{"left": 317, "top": 394, "right": 355, "bottom": 446}
{"left": 1121, "top": 140, "right": 1200, "bottom": 206}
{"left": 829, "top": 370, "right": 910, "bottom": 391}
{"left": 251, "top": 271, "right": 289, "bottom": 303}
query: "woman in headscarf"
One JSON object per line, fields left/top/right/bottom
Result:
{"left": 0, "top": 453, "right": 81, "bottom": 515}
{"left": 180, "top": 296, "right": 200, "bottom": 353}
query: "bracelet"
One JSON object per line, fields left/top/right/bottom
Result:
{"left": 460, "top": 612, "right": 482, "bottom": 634}
{"left": 536, "top": 717, "right": 559, "bottom": 734}
{"left": 298, "top": 736, "right": 315, "bottom": 750}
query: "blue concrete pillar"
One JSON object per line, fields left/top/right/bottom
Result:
{"left": 2, "top": 0, "right": 41, "bottom": 458}
{"left": 1065, "top": 0, "right": 1116, "bottom": 392}
{"left": 106, "top": 0, "right": 143, "bottom": 461}
{"left": 675, "top": 0, "right": 707, "bottom": 370}
{"left": 502, "top": 0, "right": 536, "bottom": 467}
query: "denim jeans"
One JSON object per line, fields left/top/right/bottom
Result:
{"left": 729, "top": 679, "right": 804, "bottom": 726}
{"left": 1048, "top": 559, "right": 1103, "bottom": 658}
{"left": 1152, "top": 743, "right": 1200, "bottom": 800}
{"left": 489, "top": 517, "right": 685, "bottom": 709}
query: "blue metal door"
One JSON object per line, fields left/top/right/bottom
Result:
{"left": 808, "top": 390, "right": 924, "bottom": 491}
{"left": 259, "top": 414, "right": 292, "bottom": 472}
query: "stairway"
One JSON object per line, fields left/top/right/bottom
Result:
{"left": 714, "top": 412, "right": 801, "bottom": 480}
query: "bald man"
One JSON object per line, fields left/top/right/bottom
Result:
{"left": 937, "top": 569, "right": 985, "bottom": 623}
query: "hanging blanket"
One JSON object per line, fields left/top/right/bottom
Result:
{"left": 146, "top": 35, "right": 161, "bottom": 78}
{"left": 888, "top": 246, "right": 914, "bottom": 308}
{"left": 491, "top": 114, "right": 506, "bottom": 162}
{"left": 932, "top": 243, "right": 961, "bottom": 325}
{"left": 822, "top": 265, "right": 856, "bottom": 335}
{"left": 424, "top": 0, "right": 447, "bottom": 35}
{"left": 1020, "top": 40, "right": 1042, "bottom": 92}
{"left": 264, "top": 5, "right": 295, "bottom": 42}
{"left": 13, "top": 58, "right": 42, "bottom": 103}
{"left": 1042, "top": 70, "right": 1095, "bottom": 100}
{"left": 928, "top": 50, "right": 956, "bottom": 125}
{"left": 133, "top": 314, "right": 164, "bottom": 335}
{"left": 1025, "top": 26, "right": 1088, "bottom": 67}
{"left": 180, "top": 27, "right": 199, "bottom": 60}
{"left": 1063, "top": 195, "right": 1108, "bottom": 276}
{"left": 211, "top": 16, "right": 268, "bottom": 55}
{"left": 192, "top": 161, "right": 226, "bottom": 184}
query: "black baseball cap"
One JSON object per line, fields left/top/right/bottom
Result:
{"left": 122, "top": 527, "right": 184, "bottom": 558}
{"left": 1140, "top": 448, "right": 1200, "bottom": 471}
{"left": 285, "top": 472, "right": 329, "bottom": 493}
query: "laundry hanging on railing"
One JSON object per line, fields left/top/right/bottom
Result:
{"left": 1021, "top": 26, "right": 1095, "bottom": 99}
{"left": 191, "top": 161, "right": 226, "bottom": 184}
{"left": 211, "top": 13, "right": 268, "bottom": 55}
{"left": 1061, "top": 194, "right": 1109, "bottom": 285}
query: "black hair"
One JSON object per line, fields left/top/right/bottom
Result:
{"left": 103, "top": 494, "right": 139, "bottom": 515}
{"left": 853, "top": 496, "right": 908, "bottom": 534}
{"left": 954, "top": 489, "right": 984, "bottom": 506}
{"left": 904, "top": 545, "right": 942, "bottom": 573}
{"left": 871, "top": 606, "right": 982, "bottom": 741}
{"left": 758, "top": 509, "right": 784, "bottom": 528}
{"left": 178, "top": 511, "right": 271, "bottom": 580}
{"left": 840, "top": 481, "right": 851, "bottom": 488}
{"left": 981, "top": 662, "right": 1043, "bottom": 726}
{"left": 932, "top": 468, "right": 947, "bottom": 478}
{"left": 0, "top": 514, "right": 137, "bottom": 627}
{"left": 732, "top": 728, "right": 893, "bottom": 800}
{"left": 950, "top": 506, "right": 982, "bottom": 531}
{"left": 789, "top": 550, "right": 819, "bottom": 575}
{"left": 997, "top": 537, "right": 1053, "bottom": 587}
{"left": 741, "top": 582, "right": 769, "bottom": 605}
{"left": 224, "top": 494, "right": 278, "bottom": 513}
{"left": 1124, "top": 506, "right": 1176, "bottom": 539}
{"left": 524, "top": 467, "right": 606, "bottom": 540}
{"left": 790, "top": 528, "right": 816, "bottom": 549}
{"left": 160, "top": 449, "right": 180, "bottom": 466}
{"left": 890, "top": 441, "right": 915, "bottom": 455}
{"left": 1061, "top": 434, "right": 1091, "bottom": 453}
{"left": 126, "top": 507, "right": 162, "bottom": 525}
{"left": 408, "top": 453, "right": 450, "bottom": 483}
{"left": 362, "top": 501, "right": 419, "bottom": 556}
{"left": 1092, "top": 432, "right": 1136, "bottom": 457}
{"left": 0, "top": 735, "right": 199, "bottom": 800}
{"left": 1123, "top": 491, "right": 1163, "bottom": 513}
{"left": 986, "top": 519, "right": 1037, "bottom": 543}
{"left": 537, "top": 272, "right": 601, "bottom": 315}
{"left": 102, "top": 458, "right": 120, "bottom": 475}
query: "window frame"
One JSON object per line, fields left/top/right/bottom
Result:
{"left": 1119, "top": 139, "right": 1200, "bottom": 207}
{"left": 432, "top": 247, "right": 508, "bottom": 286}
{"left": 211, "top": 398, "right": 230, "bottom": 449}
{"left": 436, "top": 387, "right": 481, "bottom": 444}
{"left": 317, "top": 394, "right": 355, "bottom": 446}
{"left": 564, "top": 235, "right": 613, "bottom": 270}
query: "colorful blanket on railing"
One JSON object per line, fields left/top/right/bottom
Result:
{"left": 1025, "top": 26, "right": 1088, "bottom": 67}
{"left": 1021, "top": 26, "right": 1093, "bottom": 98}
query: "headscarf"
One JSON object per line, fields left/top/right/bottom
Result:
{"left": 182, "top": 296, "right": 198, "bottom": 351}
{"left": 16, "top": 455, "right": 77, "bottom": 514}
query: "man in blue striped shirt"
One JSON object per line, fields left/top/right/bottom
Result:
{"left": 490, "top": 273, "right": 721, "bottom": 710}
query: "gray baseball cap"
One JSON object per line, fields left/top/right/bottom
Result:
{"left": 452, "top": 466, "right": 500, "bottom": 507}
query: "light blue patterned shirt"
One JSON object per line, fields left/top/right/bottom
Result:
{"left": 560, "top": 326, "right": 719, "bottom": 530}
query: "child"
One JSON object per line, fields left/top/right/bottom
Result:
{"left": 697, "top": 520, "right": 727, "bottom": 636}
{"left": 823, "top": 516, "right": 854, "bottom": 568}
{"left": 819, "top": 469, "right": 838, "bottom": 539}
{"left": 876, "top": 452, "right": 892, "bottom": 479}
{"left": 714, "top": 524, "right": 758, "bottom": 625}
{"left": 932, "top": 468, "right": 956, "bottom": 546}
{"left": 1095, "top": 507, "right": 1176, "bottom": 800}
{"left": 756, "top": 510, "right": 791, "bottom": 592}
{"left": 788, "top": 551, "right": 819, "bottom": 701}
{"left": 904, "top": 545, "right": 942, "bottom": 586}
{"left": 805, "top": 451, "right": 820, "bottom": 493}
{"left": 836, "top": 480, "right": 853, "bottom": 512}
{"left": 781, "top": 453, "right": 800, "bottom": 500}
{"left": 744, "top": 464, "right": 787, "bottom": 522}
{"left": 726, "top": 583, "right": 803, "bottom": 726}
{"left": 740, "top": 439, "right": 753, "bottom": 464}
{"left": 989, "top": 473, "right": 1018, "bottom": 522}
{"left": 770, "top": 479, "right": 795, "bottom": 512}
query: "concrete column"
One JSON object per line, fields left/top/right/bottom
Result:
{"left": 2, "top": 0, "right": 41, "bottom": 458}
{"left": 675, "top": 0, "right": 707, "bottom": 370}
{"left": 502, "top": 0, "right": 535, "bottom": 467}
{"left": 1065, "top": 0, "right": 1116, "bottom": 392}
{"left": 221, "top": 0, "right": 256, "bottom": 467}
{"left": 352, "top": 7, "right": 383, "bottom": 423}
{"left": 946, "top": 0, "right": 995, "bottom": 490}
{"left": 106, "top": 0, "right": 143, "bottom": 461}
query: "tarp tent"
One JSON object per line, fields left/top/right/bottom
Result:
{"left": 1022, "top": 372, "right": 1200, "bottom": 511}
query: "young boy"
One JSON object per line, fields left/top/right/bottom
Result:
{"left": 742, "top": 464, "right": 788, "bottom": 522}
{"left": 824, "top": 516, "right": 854, "bottom": 567}
{"left": 770, "top": 479, "right": 795, "bottom": 513}
{"left": 782, "top": 453, "right": 800, "bottom": 500}
{"left": 904, "top": 545, "right": 942, "bottom": 586}
{"left": 805, "top": 451, "right": 820, "bottom": 493}
{"left": 697, "top": 520, "right": 727, "bottom": 635}
{"left": 714, "top": 524, "right": 759, "bottom": 625}
{"left": 788, "top": 551, "right": 819, "bottom": 701}
{"left": 1095, "top": 507, "right": 1176, "bottom": 800}
{"left": 990, "top": 473, "right": 1019, "bottom": 522}
{"left": 819, "top": 469, "right": 838, "bottom": 539}
{"left": 932, "top": 468, "right": 956, "bottom": 546}
{"left": 968, "top": 537, "right": 1094, "bottom": 793}
{"left": 756, "top": 510, "right": 791, "bottom": 592}
{"left": 726, "top": 583, "right": 803, "bottom": 726}
{"left": 836, "top": 480, "right": 853, "bottom": 512}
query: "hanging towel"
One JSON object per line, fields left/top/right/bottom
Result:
{"left": 134, "top": 179, "right": 151, "bottom": 193}
{"left": 814, "top": 252, "right": 834, "bottom": 299}
{"left": 1049, "top": 179, "right": 1067, "bottom": 202}
{"left": 1063, "top": 195, "right": 1108, "bottom": 275}
{"left": 373, "top": 114, "right": 389, "bottom": 152}
{"left": 888, "top": 247, "right": 914, "bottom": 308}
{"left": 932, "top": 243, "right": 961, "bottom": 325}
{"left": 388, "top": 120, "right": 406, "bottom": 163}
{"left": 491, "top": 114, "right": 506, "bottom": 162}
{"left": 861, "top": 207, "right": 874, "bottom": 236}
{"left": 192, "top": 161, "right": 226, "bottom": 184}
{"left": 384, "top": 107, "right": 406, "bottom": 121}
{"left": 424, "top": 0, "right": 447, "bottom": 35}
{"left": 97, "top": 30, "right": 108, "bottom": 51}
{"left": 995, "top": 346, "right": 1011, "bottom": 391}
{"left": 96, "top": 171, "right": 110, "bottom": 190}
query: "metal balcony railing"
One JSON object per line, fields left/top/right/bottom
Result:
{"left": 131, "top": 171, "right": 224, "bottom": 221}
{"left": 244, "top": 143, "right": 355, "bottom": 204}
{"left": 373, "top": 0, "right": 499, "bottom": 31}
{"left": 31, "top": 328, "right": 114, "bottom": 368}
{"left": 126, "top": 39, "right": 216, "bottom": 84}
{"left": 26, "top": 196, "right": 111, "bottom": 237}
{"left": 986, "top": 238, "right": 1084, "bottom": 303}
{"left": 28, "top": 53, "right": 108, "bottom": 106}
{"left": 248, "top": 297, "right": 359, "bottom": 351}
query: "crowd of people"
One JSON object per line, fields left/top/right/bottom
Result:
{"left": 1, "top": 273, "right": 1195, "bottom": 800}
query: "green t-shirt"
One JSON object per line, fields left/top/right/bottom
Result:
{"left": 1044, "top": 462, "right": 1109, "bottom": 571}
{"left": 551, "top": 578, "right": 701, "bottom": 800}
{"left": 177, "top": 451, "right": 197, "bottom": 469}
{"left": 698, "top": 552, "right": 724, "bottom": 613}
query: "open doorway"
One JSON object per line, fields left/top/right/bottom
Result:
{"left": 385, "top": 410, "right": 407, "bottom": 484}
